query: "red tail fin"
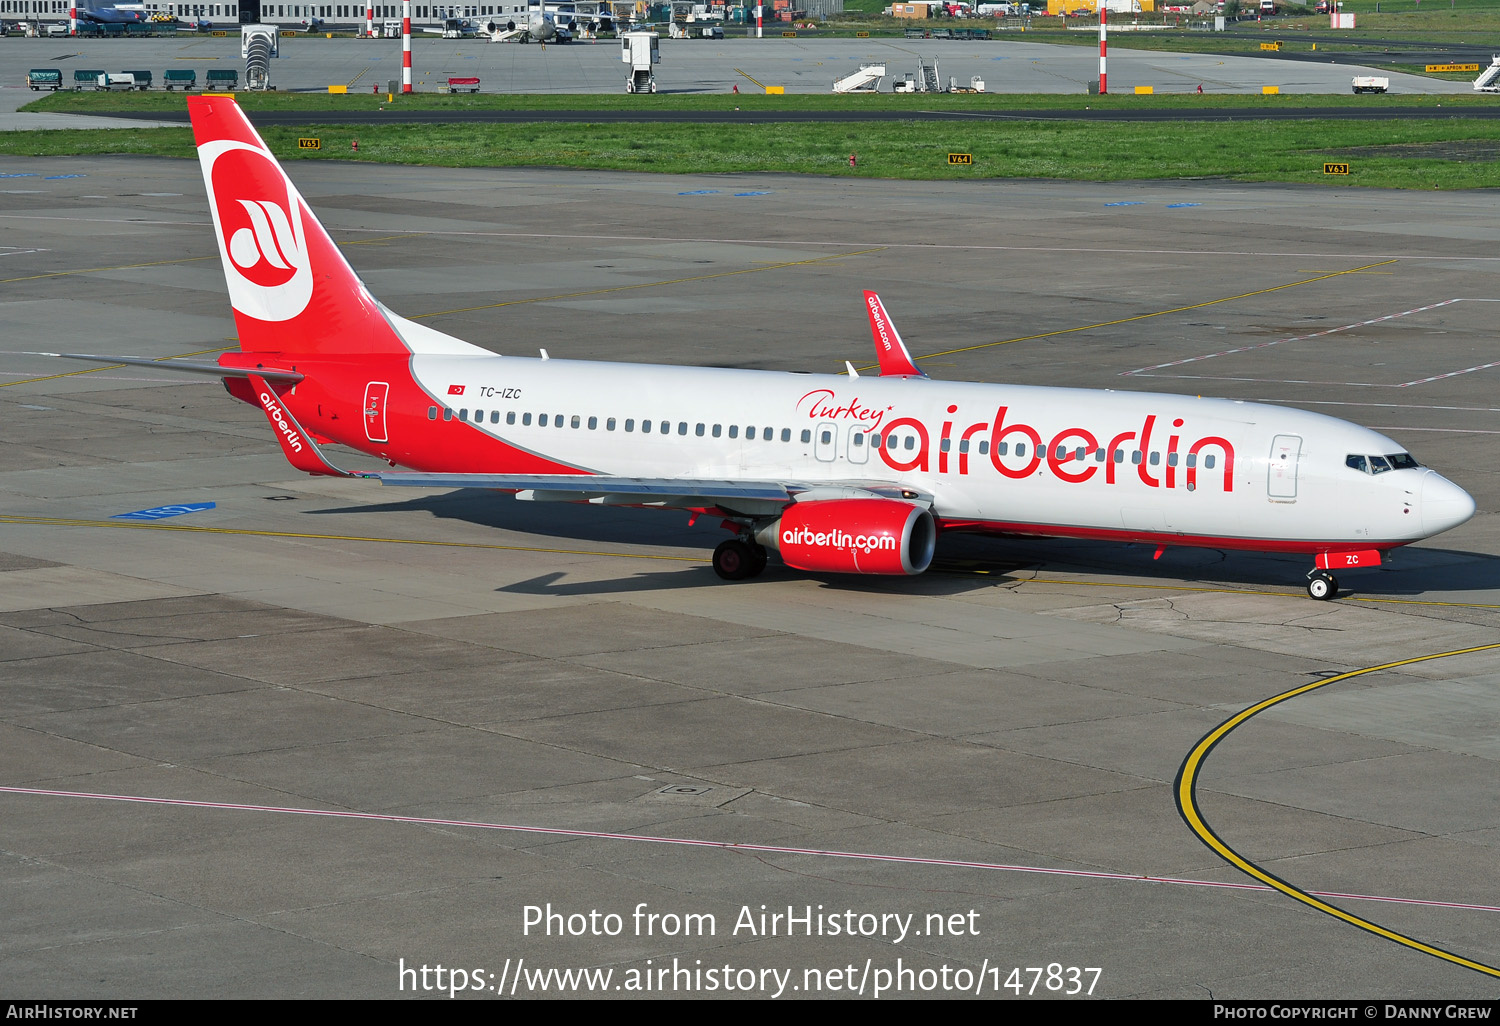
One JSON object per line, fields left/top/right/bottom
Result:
{"left": 189, "top": 94, "right": 406, "bottom": 357}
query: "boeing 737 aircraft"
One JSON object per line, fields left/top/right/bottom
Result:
{"left": 48, "top": 96, "right": 1476, "bottom": 599}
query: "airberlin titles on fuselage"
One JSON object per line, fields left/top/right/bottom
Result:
{"left": 872, "top": 405, "right": 1233, "bottom": 493}
{"left": 795, "top": 386, "right": 1236, "bottom": 492}
{"left": 436, "top": 380, "right": 1233, "bottom": 494}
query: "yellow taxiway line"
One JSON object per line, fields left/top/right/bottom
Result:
{"left": 1176, "top": 643, "right": 1500, "bottom": 979}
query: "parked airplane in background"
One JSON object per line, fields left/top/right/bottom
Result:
{"left": 45, "top": 96, "right": 1476, "bottom": 600}
{"left": 75, "top": 2, "right": 151, "bottom": 23}
{"left": 67, "top": 1, "right": 177, "bottom": 26}
{"left": 483, "top": 2, "right": 571, "bottom": 42}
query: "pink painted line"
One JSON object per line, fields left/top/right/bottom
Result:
{"left": 5, "top": 785, "right": 1496, "bottom": 914}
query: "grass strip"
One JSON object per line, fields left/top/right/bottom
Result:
{"left": 2, "top": 119, "right": 1496, "bottom": 189}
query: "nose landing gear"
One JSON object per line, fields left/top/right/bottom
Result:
{"left": 1306, "top": 569, "right": 1339, "bottom": 601}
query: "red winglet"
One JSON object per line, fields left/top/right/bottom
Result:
{"left": 863, "top": 291, "right": 925, "bottom": 378}
{"left": 248, "top": 374, "right": 353, "bottom": 477}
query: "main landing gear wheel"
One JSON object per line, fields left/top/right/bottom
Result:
{"left": 713, "top": 539, "right": 766, "bottom": 581}
{"left": 1306, "top": 570, "right": 1339, "bottom": 601}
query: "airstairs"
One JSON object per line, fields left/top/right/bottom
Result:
{"left": 1474, "top": 55, "right": 1500, "bottom": 93}
{"left": 832, "top": 63, "right": 887, "bottom": 93}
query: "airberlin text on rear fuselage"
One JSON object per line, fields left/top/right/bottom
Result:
{"left": 801, "top": 393, "right": 1237, "bottom": 493}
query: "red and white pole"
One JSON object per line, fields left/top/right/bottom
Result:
{"left": 366, "top": 3, "right": 373, "bottom": 36}
{"left": 1098, "top": 5, "right": 1107, "bottom": 95}
{"left": 402, "top": 0, "right": 412, "bottom": 92}
{"left": 68, "top": 4, "right": 76, "bottom": 35}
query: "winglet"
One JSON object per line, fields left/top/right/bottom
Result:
{"left": 248, "top": 374, "right": 354, "bottom": 477}
{"left": 863, "top": 291, "right": 925, "bottom": 378}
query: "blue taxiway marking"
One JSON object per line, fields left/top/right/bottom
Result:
{"left": 1166, "top": 203, "right": 1203, "bottom": 208}
{"left": 678, "top": 189, "right": 721, "bottom": 195}
{"left": 113, "top": 502, "right": 216, "bottom": 521}
{"left": 1104, "top": 201, "right": 1144, "bottom": 207}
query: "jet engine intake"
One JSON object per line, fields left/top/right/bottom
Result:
{"left": 757, "top": 498, "right": 936, "bottom": 576}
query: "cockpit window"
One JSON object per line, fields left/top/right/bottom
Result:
{"left": 1347, "top": 452, "right": 1421, "bottom": 474}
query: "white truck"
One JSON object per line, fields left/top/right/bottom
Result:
{"left": 1351, "top": 76, "right": 1389, "bottom": 94}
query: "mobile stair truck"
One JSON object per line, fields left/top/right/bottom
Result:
{"left": 832, "top": 63, "right": 886, "bottom": 93}
{"left": 621, "top": 31, "right": 659, "bottom": 93}
{"left": 1474, "top": 56, "right": 1500, "bottom": 93}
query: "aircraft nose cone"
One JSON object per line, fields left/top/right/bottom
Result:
{"left": 1421, "top": 472, "right": 1476, "bottom": 537}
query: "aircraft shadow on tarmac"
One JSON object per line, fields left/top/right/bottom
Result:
{"left": 305, "top": 491, "right": 1500, "bottom": 601}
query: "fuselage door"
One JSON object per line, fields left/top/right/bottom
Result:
{"left": 847, "top": 428, "right": 870, "bottom": 465}
{"left": 815, "top": 422, "right": 839, "bottom": 463}
{"left": 1268, "top": 433, "right": 1302, "bottom": 499}
{"left": 364, "top": 381, "right": 390, "bottom": 443}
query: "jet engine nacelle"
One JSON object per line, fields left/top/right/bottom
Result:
{"left": 757, "top": 498, "right": 936, "bottom": 576}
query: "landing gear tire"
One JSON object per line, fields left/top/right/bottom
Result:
{"left": 713, "top": 539, "right": 756, "bottom": 581}
{"left": 750, "top": 544, "right": 767, "bottom": 576}
{"left": 1306, "top": 570, "right": 1339, "bottom": 601}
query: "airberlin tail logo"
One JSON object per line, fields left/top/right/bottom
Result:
{"left": 229, "top": 199, "right": 299, "bottom": 283}
{"left": 200, "top": 138, "right": 313, "bottom": 322}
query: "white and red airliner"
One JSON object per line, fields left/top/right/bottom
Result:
{"left": 52, "top": 96, "right": 1475, "bottom": 599}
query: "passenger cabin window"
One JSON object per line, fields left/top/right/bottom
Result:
{"left": 506, "top": 411, "right": 516, "bottom": 425}
{"left": 427, "top": 406, "right": 437, "bottom": 421}
{"left": 781, "top": 428, "right": 791, "bottom": 442}
{"left": 801, "top": 429, "right": 812, "bottom": 443}
{"left": 539, "top": 414, "right": 548, "bottom": 427}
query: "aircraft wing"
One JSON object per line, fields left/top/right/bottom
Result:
{"left": 372, "top": 473, "right": 930, "bottom": 514}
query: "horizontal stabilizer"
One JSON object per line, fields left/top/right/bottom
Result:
{"left": 33, "top": 352, "right": 304, "bottom": 383}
